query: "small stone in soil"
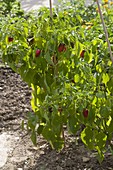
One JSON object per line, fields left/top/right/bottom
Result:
{"left": 83, "top": 157, "right": 90, "bottom": 163}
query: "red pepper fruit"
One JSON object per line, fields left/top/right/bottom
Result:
{"left": 80, "top": 50, "right": 85, "bottom": 58}
{"left": 83, "top": 109, "right": 88, "bottom": 118}
{"left": 58, "top": 43, "right": 66, "bottom": 52}
{"left": 35, "top": 49, "right": 41, "bottom": 57}
{"left": 8, "top": 37, "right": 13, "bottom": 42}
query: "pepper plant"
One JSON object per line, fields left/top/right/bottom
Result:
{"left": 1, "top": 0, "right": 113, "bottom": 162}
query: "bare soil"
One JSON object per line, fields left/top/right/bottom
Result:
{"left": 0, "top": 66, "right": 113, "bottom": 170}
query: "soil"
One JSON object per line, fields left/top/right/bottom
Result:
{"left": 0, "top": 66, "right": 113, "bottom": 170}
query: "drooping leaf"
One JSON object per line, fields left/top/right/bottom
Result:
{"left": 81, "top": 127, "right": 94, "bottom": 149}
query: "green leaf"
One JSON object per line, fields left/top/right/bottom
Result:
{"left": 106, "top": 117, "right": 113, "bottom": 134}
{"left": 107, "top": 78, "right": 113, "bottom": 94}
{"left": 84, "top": 51, "right": 93, "bottom": 63}
{"left": 95, "top": 131, "right": 107, "bottom": 149}
{"left": 59, "top": 63, "right": 68, "bottom": 76}
{"left": 74, "top": 74, "right": 80, "bottom": 83}
{"left": 92, "top": 97, "right": 97, "bottom": 106}
{"left": 51, "top": 137, "right": 64, "bottom": 151}
{"left": 68, "top": 115, "right": 80, "bottom": 134}
{"left": 96, "top": 64, "right": 102, "bottom": 73}
{"left": 42, "top": 124, "right": 54, "bottom": 141}
{"left": 81, "top": 127, "right": 94, "bottom": 149}
{"left": 96, "top": 146, "right": 104, "bottom": 164}
{"left": 45, "top": 51, "right": 53, "bottom": 65}
{"left": 37, "top": 125, "right": 44, "bottom": 135}
{"left": 102, "top": 73, "right": 110, "bottom": 85}
{"left": 96, "top": 92, "right": 105, "bottom": 98}
{"left": 51, "top": 113, "right": 62, "bottom": 136}
{"left": 19, "top": 67, "right": 35, "bottom": 85}
{"left": 46, "top": 68, "right": 54, "bottom": 86}
{"left": 31, "top": 130, "right": 37, "bottom": 145}
{"left": 100, "top": 106, "right": 110, "bottom": 118}
{"left": 44, "top": 74, "right": 50, "bottom": 93}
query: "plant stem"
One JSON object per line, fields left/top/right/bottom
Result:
{"left": 96, "top": 0, "right": 113, "bottom": 64}
{"left": 53, "top": 54, "right": 58, "bottom": 77}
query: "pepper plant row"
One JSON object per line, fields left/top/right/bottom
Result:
{"left": 1, "top": 0, "right": 113, "bottom": 162}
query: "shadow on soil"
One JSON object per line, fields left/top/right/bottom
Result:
{"left": 27, "top": 140, "right": 113, "bottom": 170}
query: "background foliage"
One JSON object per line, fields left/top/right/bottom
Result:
{"left": 0, "top": 0, "right": 24, "bottom": 17}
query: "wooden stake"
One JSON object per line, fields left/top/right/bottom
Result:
{"left": 49, "top": 0, "right": 53, "bottom": 19}
{"left": 96, "top": 0, "right": 113, "bottom": 64}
